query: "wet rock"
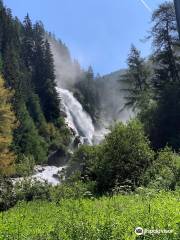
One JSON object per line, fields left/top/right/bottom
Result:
{"left": 69, "top": 127, "right": 76, "bottom": 136}
{"left": 73, "top": 136, "right": 81, "bottom": 147}
{"left": 52, "top": 173, "right": 59, "bottom": 179}
{"left": 38, "top": 168, "right": 45, "bottom": 173}
{"left": 48, "top": 149, "right": 67, "bottom": 166}
{"left": 60, "top": 110, "right": 67, "bottom": 118}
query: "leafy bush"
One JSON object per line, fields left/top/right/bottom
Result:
{"left": 14, "top": 179, "right": 51, "bottom": 201}
{"left": 46, "top": 120, "right": 71, "bottom": 152}
{"left": 69, "top": 120, "right": 154, "bottom": 194}
{"left": 12, "top": 177, "right": 95, "bottom": 204}
{"left": 69, "top": 144, "right": 99, "bottom": 181}
{"left": 101, "top": 120, "right": 154, "bottom": 192}
{"left": 50, "top": 180, "right": 95, "bottom": 203}
{"left": 143, "top": 147, "right": 180, "bottom": 190}
{"left": 0, "top": 177, "right": 16, "bottom": 211}
{"left": 15, "top": 155, "right": 35, "bottom": 177}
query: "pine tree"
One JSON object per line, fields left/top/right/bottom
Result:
{"left": 32, "top": 21, "right": 45, "bottom": 93}
{"left": 0, "top": 76, "right": 16, "bottom": 175}
{"left": 149, "top": 2, "right": 180, "bottom": 150}
{"left": 33, "top": 23, "right": 60, "bottom": 123}
{"left": 86, "top": 66, "right": 94, "bottom": 82}
{"left": 42, "top": 39, "right": 60, "bottom": 122}
{"left": 22, "top": 14, "right": 34, "bottom": 70}
{"left": 151, "top": 2, "right": 180, "bottom": 96}
{"left": 120, "top": 45, "right": 151, "bottom": 110}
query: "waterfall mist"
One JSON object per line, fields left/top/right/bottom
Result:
{"left": 49, "top": 37, "right": 133, "bottom": 144}
{"left": 97, "top": 70, "right": 133, "bottom": 126}
{"left": 49, "top": 37, "right": 83, "bottom": 89}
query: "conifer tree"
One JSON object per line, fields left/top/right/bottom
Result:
{"left": 22, "top": 14, "right": 34, "bottom": 70}
{"left": 33, "top": 22, "right": 60, "bottom": 123}
{"left": 151, "top": 2, "right": 179, "bottom": 95}
{"left": 149, "top": 2, "right": 180, "bottom": 150}
{"left": 42, "top": 39, "right": 60, "bottom": 122}
{"left": 0, "top": 76, "right": 16, "bottom": 175}
{"left": 121, "top": 45, "right": 151, "bottom": 110}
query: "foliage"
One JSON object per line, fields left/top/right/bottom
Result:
{"left": 15, "top": 155, "right": 35, "bottom": 177}
{"left": 120, "top": 2, "right": 180, "bottom": 152}
{"left": 12, "top": 178, "right": 95, "bottom": 206}
{"left": 70, "top": 121, "right": 180, "bottom": 194}
{"left": 14, "top": 102, "right": 48, "bottom": 164}
{"left": 69, "top": 144, "right": 100, "bottom": 182}
{"left": 14, "top": 179, "right": 51, "bottom": 202}
{"left": 70, "top": 120, "right": 154, "bottom": 193}
{"left": 50, "top": 180, "right": 95, "bottom": 203}
{"left": 0, "top": 191, "right": 178, "bottom": 239}
{"left": 120, "top": 45, "right": 152, "bottom": 110}
{"left": 95, "top": 120, "right": 154, "bottom": 192}
{"left": 143, "top": 147, "right": 180, "bottom": 190}
{"left": 0, "top": 76, "right": 17, "bottom": 175}
{"left": 0, "top": 177, "right": 16, "bottom": 211}
{"left": 144, "top": 1, "right": 180, "bottom": 150}
{"left": 45, "top": 118, "right": 71, "bottom": 152}
{"left": 137, "top": 99, "right": 158, "bottom": 142}
{"left": 32, "top": 25, "right": 60, "bottom": 123}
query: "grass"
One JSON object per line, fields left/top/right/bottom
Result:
{"left": 0, "top": 191, "right": 179, "bottom": 240}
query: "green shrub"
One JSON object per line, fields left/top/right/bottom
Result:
{"left": 13, "top": 178, "right": 95, "bottom": 204}
{"left": 15, "top": 155, "right": 35, "bottom": 177}
{"left": 69, "top": 120, "right": 154, "bottom": 194}
{"left": 95, "top": 120, "right": 154, "bottom": 193}
{"left": 143, "top": 147, "right": 180, "bottom": 190}
{"left": 14, "top": 179, "right": 51, "bottom": 202}
{"left": 46, "top": 120, "right": 71, "bottom": 152}
{"left": 0, "top": 177, "right": 16, "bottom": 211}
{"left": 69, "top": 144, "right": 99, "bottom": 181}
{"left": 50, "top": 180, "right": 95, "bottom": 203}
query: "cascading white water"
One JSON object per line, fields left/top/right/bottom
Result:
{"left": 56, "top": 87, "right": 95, "bottom": 145}
{"left": 12, "top": 88, "right": 96, "bottom": 186}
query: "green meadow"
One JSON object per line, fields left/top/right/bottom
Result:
{"left": 0, "top": 191, "right": 179, "bottom": 240}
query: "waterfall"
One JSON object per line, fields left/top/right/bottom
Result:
{"left": 56, "top": 87, "right": 95, "bottom": 145}
{"left": 12, "top": 88, "right": 96, "bottom": 186}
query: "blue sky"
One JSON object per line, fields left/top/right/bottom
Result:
{"left": 4, "top": 0, "right": 167, "bottom": 75}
